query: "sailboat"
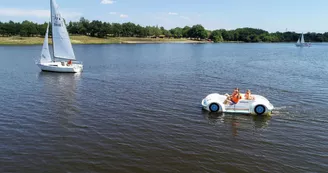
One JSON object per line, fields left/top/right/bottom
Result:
{"left": 295, "top": 33, "right": 310, "bottom": 47}
{"left": 36, "top": 0, "right": 83, "bottom": 73}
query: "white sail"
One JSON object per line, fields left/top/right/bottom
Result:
{"left": 40, "top": 23, "right": 52, "bottom": 63}
{"left": 300, "top": 33, "right": 305, "bottom": 43}
{"left": 51, "top": 0, "right": 76, "bottom": 60}
{"left": 296, "top": 38, "right": 300, "bottom": 44}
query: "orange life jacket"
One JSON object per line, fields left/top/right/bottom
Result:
{"left": 231, "top": 94, "right": 242, "bottom": 103}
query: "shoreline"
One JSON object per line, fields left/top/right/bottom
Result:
{"left": 0, "top": 36, "right": 316, "bottom": 45}
{"left": 120, "top": 40, "right": 208, "bottom": 44}
{"left": 0, "top": 36, "right": 211, "bottom": 45}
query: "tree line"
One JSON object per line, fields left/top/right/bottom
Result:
{"left": 1, "top": 17, "right": 328, "bottom": 43}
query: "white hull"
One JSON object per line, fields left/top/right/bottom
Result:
{"left": 37, "top": 62, "right": 83, "bottom": 73}
{"left": 295, "top": 43, "right": 310, "bottom": 47}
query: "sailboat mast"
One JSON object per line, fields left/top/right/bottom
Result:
{"left": 50, "top": 0, "right": 55, "bottom": 62}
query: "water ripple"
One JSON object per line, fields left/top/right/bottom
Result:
{"left": 1, "top": 44, "right": 327, "bottom": 173}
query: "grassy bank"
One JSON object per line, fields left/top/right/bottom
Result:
{"left": 0, "top": 36, "right": 206, "bottom": 45}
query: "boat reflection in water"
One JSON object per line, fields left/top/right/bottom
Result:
{"left": 37, "top": 72, "right": 82, "bottom": 121}
{"left": 202, "top": 111, "right": 271, "bottom": 136}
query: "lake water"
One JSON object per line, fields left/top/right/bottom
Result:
{"left": 0, "top": 43, "right": 327, "bottom": 173}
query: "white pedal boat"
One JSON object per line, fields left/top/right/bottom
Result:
{"left": 201, "top": 93, "right": 274, "bottom": 115}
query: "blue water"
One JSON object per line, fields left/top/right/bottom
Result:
{"left": 0, "top": 43, "right": 327, "bottom": 172}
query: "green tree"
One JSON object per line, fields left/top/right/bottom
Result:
{"left": 209, "top": 30, "right": 223, "bottom": 42}
{"left": 78, "top": 17, "right": 89, "bottom": 35}
{"left": 121, "top": 22, "right": 136, "bottom": 37}
{"left": 111, "top": 23, "right": 122, "bottom": 37}
{"left": 221, "top": 29, "right": 235, "bottom": 41}
{"left": 89, "top": 20, "right": 103, "bottom": 37}
{"left": 3, "top": 21, "right": 17, "bottom": 36}
{"left": 154, "top": 25, "right": 161, "bottom": 36}
{"left": 182, "top": 26, "right": 190, "bottom": 38}
{"left": 67, "top": 21, "right": 79, "bottom": 35}
{"left": 0, "top": 22, "right": 4, "bottom": 36}
{"left": 19, "top": 20, "right": 38, "bottom": 37}
{"left": 38, "top": 22, "right": 48, "bottom": 36}
{"left": 135, "top": 24, "right": 147, "bottom": 37}
{"left": 170, "top": 27, "right": 183, "bottom": 38}
{"left": 188, "top": 24, "right": 208, "bottom": 39}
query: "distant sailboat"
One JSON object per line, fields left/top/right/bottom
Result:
{"left": 36, "top": 0, "right": 83, "bottom": 73}
{"left": 295, "top": 33, "right": 310, "bottom": 47}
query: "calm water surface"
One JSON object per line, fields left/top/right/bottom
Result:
{"left": 0, "top": 43, "right": 327, "bottom": 173}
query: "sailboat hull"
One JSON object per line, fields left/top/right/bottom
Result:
{"left": 37, "top": 62, "right": 83, "bottom": 73}
{"left": 295, "top": 43, "right": 310, "bottom": 47}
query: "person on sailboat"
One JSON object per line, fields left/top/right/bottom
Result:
{"left": 67, "top": 60, "right": 72, "bottom": 66}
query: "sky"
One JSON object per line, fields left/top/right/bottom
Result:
{"left": 0, "top": 0, "right": 328, "bottom": 33}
